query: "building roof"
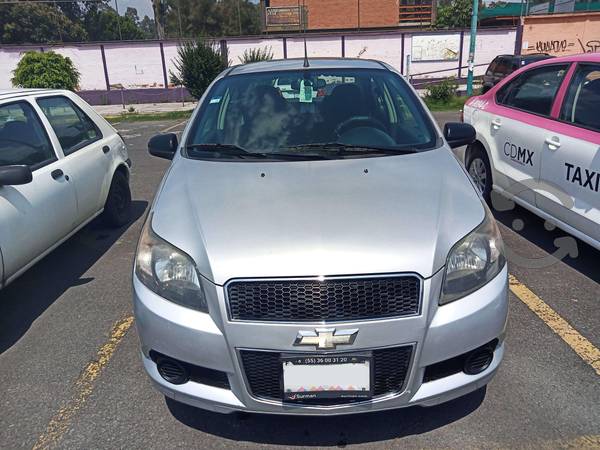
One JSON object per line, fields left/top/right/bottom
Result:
{"left": 227, "top": 58, "right": 388, "bottom": 76}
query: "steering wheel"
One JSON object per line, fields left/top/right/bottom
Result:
{"left": 334, "top": 115, "right": 388, "bottom": 138}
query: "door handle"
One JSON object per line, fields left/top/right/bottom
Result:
{"left": 102, "top": 145, "right": 111, "bottom": 154}
{"left": 545, "top": 136, "right": 561, "bottom": 150}
{"left": 51, "top": 169, "right": 64, "bottom": 180}
{"left": 492, "top": 118, "right": 502, "bottom": 129}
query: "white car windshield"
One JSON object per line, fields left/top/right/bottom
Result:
{"left": 185, "top": 68, "right": 438, "bottom": 160}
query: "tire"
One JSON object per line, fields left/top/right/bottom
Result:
{"left": 102, "top": 170, "right": 132, "bottom": 228}
{"left": 466, "top": 145, "right": 492, "bottom": 202}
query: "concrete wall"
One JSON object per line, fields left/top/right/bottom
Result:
{"left": 522, "top": 12, "right": 600, "bottom": 55}
{"left": 0, "top": 27, "right": 516, "bottom": 103}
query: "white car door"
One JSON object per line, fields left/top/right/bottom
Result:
{"left": 485, "top": 63, "right": 571, "bottom": 204}
{"left": 536, "top": 63, "right": 600, "bottom": 247}
{"left": 36, "top": 95, "right": 111, "bottom": 225}
{"left": 0, "top": 100, "right": 78, "bottom": 285}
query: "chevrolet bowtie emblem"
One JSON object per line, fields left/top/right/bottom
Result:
{"left": 293, "top": 328, "right": 359, "bottom": 350}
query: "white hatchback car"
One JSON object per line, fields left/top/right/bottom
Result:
{"left": 0, "top": 89, "right": 131, "bottom": 289}
{"left": 463, "top": 53, "right": 600, "bottom": 250}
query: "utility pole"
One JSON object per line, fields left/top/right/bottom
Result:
{"left": 466, "top": 0, "right": 479, "bottom": 96}
{"left": 114, "top": 0, "right": 123, "bottom": 40}
{"left": 237, "top": 0, "right": 243, "bottom": 35}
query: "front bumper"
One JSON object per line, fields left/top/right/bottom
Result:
{"left": 133, "top": 265, "right": 508, "bottom": 415}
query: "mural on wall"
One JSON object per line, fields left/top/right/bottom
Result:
{"left": 411, "top": 34, "right": 460, "bottom": 61}
{"left": 522, "top": 13, "right": 600, "bottom": 56}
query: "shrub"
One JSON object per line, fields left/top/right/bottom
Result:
{"left": 238, "top": 46, "right": 274, "bottom": 64}
{"left": 425, "top": 77, "right": 458, "bottom": 103}
{"left": 170, "top": 40, "right": 228, "bottom": 100}
{"left": 12, "top": 51, "right": 80, "bottom": 90}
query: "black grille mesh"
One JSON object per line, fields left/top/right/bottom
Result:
{"left": 240, "top": 346, "right": 412, "bottom": 403}
{"left": 228, "top": 276, "right": 420, "bottom": 322}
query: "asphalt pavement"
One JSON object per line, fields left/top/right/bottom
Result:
{"left": 0, "top": 115, "right": 598, "bottom": 449}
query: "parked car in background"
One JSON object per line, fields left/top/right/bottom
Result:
{"left": 0, "top": 89, "right": 132, "bottom": 289}
{"left": 135, "top": 58, "right": 508, "bottom": 415}
{"left": 481, "top": 53, "right": 553, "bottom": 94}
{"left": 462, "top": 53, "right": 600, "bottom": 251}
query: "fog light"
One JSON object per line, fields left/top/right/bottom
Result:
{"left": 156, "top": 356, "right": 189, "bottom": 385}
{"left": 463, "top": 346, "right": 494, "bottom": 375}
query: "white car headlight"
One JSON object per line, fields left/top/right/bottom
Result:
{"left": 440, "top": 206, "right": 506, "bottom": 305}
{"left": 135, "top": 214, "right": 208, "bottom": 312}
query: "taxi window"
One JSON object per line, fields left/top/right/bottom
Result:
{"left": 496, "top": 64, "right": 569, "bottom": 116}
{"left": 560, "top": 64, "right": 600, "bottom": 132}
{"left": 0, "top": 101, "right": 56, "bottom": 169}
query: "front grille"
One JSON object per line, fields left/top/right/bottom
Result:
{"left": 227, "top": 276, "right": 420, "bottom": 322}
{"left": 240, "top": 346, "right": 413, "bottom": 403}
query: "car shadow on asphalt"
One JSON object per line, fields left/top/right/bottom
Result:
{"left": 491, "top": 203, "right": 600, "bottom": 284}
{"left": 0, "top": 200, "right": 147, "bottom": 354}
{"left": 165, "top": 387, "right": 486, "bottom": 445}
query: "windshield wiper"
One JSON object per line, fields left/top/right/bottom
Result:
{"left": 185, "top": 143, "right": 330, "bottom": 160}
{"left": 283, "top": 142, "right": 419, "bottom": 156}
{"left": 186, "top": 143, "right": 268, "bottom": 158}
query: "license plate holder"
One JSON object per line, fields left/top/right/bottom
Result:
{"left": 281, "top": 352, "right": 372, "bottom": 402}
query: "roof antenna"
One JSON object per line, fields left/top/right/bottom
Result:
{"left": 302, "top": 0, "right": 309, "bottom": 67}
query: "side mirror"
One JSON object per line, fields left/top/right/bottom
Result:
{"left": 444, "top": 122, "right": 476, "bottom": 149}
{"left": 0, "top": 165, "right": 33, "bottom": 186}
{"left": 148, "top": 133, "right": 178, "bottom": 160}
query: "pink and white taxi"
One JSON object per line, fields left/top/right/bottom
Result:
{"left": 462, "top": 53, "right": 600, "bottom": 250}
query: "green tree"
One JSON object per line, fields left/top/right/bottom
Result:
{"left": 84, "top": 5, "right": 144, "bottom": 40}
{"left": 12, "top": 51, "right": 80, "bottom": 90}
{"left": 435, "top": 0, "right": 479, "bottom": 29}
{"left": 139, "top": 15, "right": 158, "bottom": 39}
{"left": 0, "top": 4, "right": 87, "bottom": 44}
{"left": 170, "top": 40, "right": 228, "bottom": 99}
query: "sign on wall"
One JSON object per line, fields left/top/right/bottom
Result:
{"left": 411, "top": 34, "right": 460, "bottom": 61}
{"left": 265, "top": 6, "right": 303, "bottom": 29}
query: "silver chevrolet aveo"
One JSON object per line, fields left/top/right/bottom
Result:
{"left": 134, "top": 58, "right": 508, "bottom": 415}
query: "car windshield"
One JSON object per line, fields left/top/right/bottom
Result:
{"left": 185, "top": 68, "right": 438, "bottom": 161}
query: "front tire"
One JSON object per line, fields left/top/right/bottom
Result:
{"left": 466, "top": 145, "right": 492, "bottom": 202}
{"left": 102, "top": 171, "right": 132, "bottom": 227}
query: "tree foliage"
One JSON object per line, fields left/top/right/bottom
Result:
{"left": 12, "top": 51, "right": 80, "bottom": 90}
{"left": 170, "top": 40, "right": 228, "bottom": 99}
{"left": 239, "top": 46, "right": 274, "bottom": 64}
{"left": 435, "top": 0, "right": 477, "bottom": 29}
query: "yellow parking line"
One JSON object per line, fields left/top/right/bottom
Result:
{"left": 32, "top": 316, "right": 134, "bottom": 450}
{"left": 509, "top": 274, "right": 600, "bottom": 376}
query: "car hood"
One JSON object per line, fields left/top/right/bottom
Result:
{"left": 152, "top": 148, "right": 484, "bottom": 285}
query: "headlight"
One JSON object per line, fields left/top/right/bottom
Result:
{"left": 135, "top": 214, "right": 208, "bottom": 312}
{"left": 440, "top": 206, "right": 506, "bottom": 305}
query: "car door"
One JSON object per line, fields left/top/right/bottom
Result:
{"left": 0, "top": 100, "right": 78, "bottom": 285}
{"left": 536, "top": 63, "right": 600, "bottom": 246}
{"left": 487, "top": 63, "right": 570, "bottom": 204}
{"left": 36, "top": 95, "right": 111, "bottom": 225}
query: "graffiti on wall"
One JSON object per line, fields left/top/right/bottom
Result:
{"left": 527, "top": 39, "right": 600, "bottom": 54}
{"left": 523, "top": 13, "right": 600, "bottom": 56}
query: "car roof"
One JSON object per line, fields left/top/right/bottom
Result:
{"left": 0, "top": 88, "right": 67, "bottom": 102}
{"left": 227, "top": 58, "right": 388, "bottom": 76}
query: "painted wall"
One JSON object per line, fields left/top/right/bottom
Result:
{"left": 522, "top": 12, "right": 600, "bottom": 55}
{"left": 0, "top": 28, "right": 517, "bottom": 97}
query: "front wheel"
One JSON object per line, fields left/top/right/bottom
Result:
{"left": 102, "top": 171, "right": 132, "bottom": 227}
{"left": 466, "top": 145, "right": 492, "bottom": 202}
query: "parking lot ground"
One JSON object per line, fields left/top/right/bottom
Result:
{"left": 1, "top": 117, "right": 599, "bottom": 449}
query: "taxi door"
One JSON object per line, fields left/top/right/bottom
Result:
{"left": 485, "top": 63, "right": 571, "bottom": 205}
{"left": 536, "top": 63, "right": 600, "bottom": 246}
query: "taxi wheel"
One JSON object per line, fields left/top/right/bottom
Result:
{"left": 102, "top": 171, "right": 132, "bottom": 228}
{"left": 466, "top": 146, "right": 492, "bottom": 201}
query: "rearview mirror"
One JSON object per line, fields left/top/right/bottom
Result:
{"left": 443, "top": 122, "right": 476, "bottom": 149}
{"left": 0, "top": 165, "right": 33, "bottom": 186}
{"left": 148, "top": 133, "right": 178, "bottom": 160}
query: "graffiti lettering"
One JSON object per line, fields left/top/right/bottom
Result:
{"left": 577, "top": 38, "right": 600, "bottom": 53}
{"left": 535, "top": 39, "right": 568, "bottom": 53}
